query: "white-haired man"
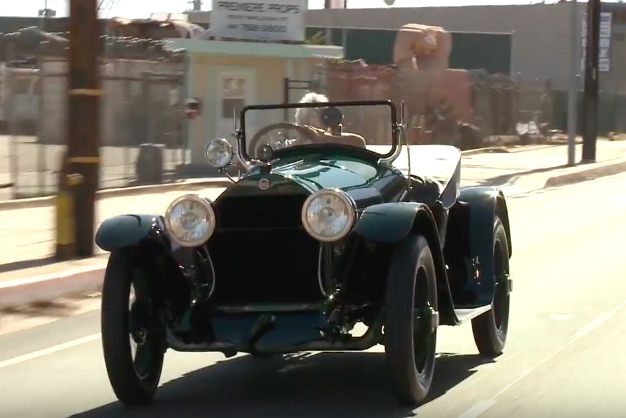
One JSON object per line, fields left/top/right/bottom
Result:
{"left": 295, "top": 92, "right": 367, "bottom": 148}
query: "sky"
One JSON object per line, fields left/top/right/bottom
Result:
{"left": 2, "top": 0, "right": 622, "bottom": 19}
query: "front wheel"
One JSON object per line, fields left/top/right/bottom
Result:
{"left": 471, "top": 217, "right": 511, "bottom": 357}
{"left": 101, "top": 250, "right": 165, "bottom": 406}
{"left": 385, "top": 234, "right": 439, "bottom": 407}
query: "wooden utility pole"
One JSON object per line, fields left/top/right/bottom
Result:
{"left": 581, "top": 0, "right": 601, "bottom": 162}
{"left": 63, "top": 0, "right": 102, "bottom": 258}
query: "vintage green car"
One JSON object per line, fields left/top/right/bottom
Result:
{"left": 95, "top": 99, "right": 512, "bottom": 407}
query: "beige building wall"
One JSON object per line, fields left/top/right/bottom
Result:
{"left": 187, "top": 54, "right": 325, "bottom": 165}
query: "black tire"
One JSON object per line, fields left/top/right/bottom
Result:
{"left": 471, "top": 217, "right": 511, "bottom": 357}
{"left": 101, "top": 250, "right": 165, "bottom": 406}
{"left": 385, "top": 234, "right": 439, "bottom": 407}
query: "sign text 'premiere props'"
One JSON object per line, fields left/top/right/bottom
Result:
{"left": 211, "top": 0, "right": 307, "bottom": 42}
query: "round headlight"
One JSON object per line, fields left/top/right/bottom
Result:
{"left": 205, "top": 138, "right": 233, "bottom": 168}
{"left": 164, "top": 194, "right": 216, "bottom": 247}
{"left": 301, "top": 189, "right": 356, "bottom": 242}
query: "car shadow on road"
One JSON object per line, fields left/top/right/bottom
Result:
{"left": 68, "top": 351, "right": 492, "bottom": 418}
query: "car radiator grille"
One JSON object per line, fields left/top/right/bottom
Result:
{"left": 216, "top": 194, "right": 306, "bottom": 230}
{"left": 207, "top": 194, "right": 324, "bottom": 306}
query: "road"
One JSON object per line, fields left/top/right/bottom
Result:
{"left": 1, "top": 173, "right": 626, "bottom": 418}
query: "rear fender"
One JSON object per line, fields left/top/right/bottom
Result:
{"left": 456, "top": 186, "right": 512, "bottom": 304}
{"left": 353, "top": 202, "right": 457, "bottom": 325}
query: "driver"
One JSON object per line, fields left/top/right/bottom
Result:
{"left": 294, "top": 92, "right": 367, "bottom": 149}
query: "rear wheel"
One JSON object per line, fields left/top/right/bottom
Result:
{"left": 385, "top": 235, "right": 439, "bottom": 406}
{"left": 101, "top": 250, "right": 165, "bottom": 406}
{"left": 471, "top": 218, "right": 511, "bottom": 357}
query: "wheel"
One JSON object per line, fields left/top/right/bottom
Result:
{"left": 385, "top": 234, "right": 439, "bottom": 407}
{"left": 101, "top": 250, "right": 165, "bottom": 406}
{"left": 471, "top": 217, "right": 511, "bottom": 357}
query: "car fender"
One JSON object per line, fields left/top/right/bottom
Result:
{"left": 95, "top": 214, "right": 168, "bottom": 252}
{"left": 457, "top": 186, "right": 512, "bottom": 303}
{"left": 353, "top": 201, "right": 458, "bottom": 325}
{"left": 353, "top": 202, "right": 434, "bottom": 244}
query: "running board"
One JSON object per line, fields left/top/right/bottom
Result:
{"left": 454, "top": 305, "right": 492, "bottom": 324}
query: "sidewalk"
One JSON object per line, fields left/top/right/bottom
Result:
{"left": 0, "top": 141, "right": 626, "bottom": 281}
{"left": 0, "top": 185, "right": 228, "bottom": 272}
{"left": 461, "top": 139, "right": 626, "bottom": 192}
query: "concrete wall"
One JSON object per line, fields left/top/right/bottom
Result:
{"left": 305, "top": 4, "right": 626, "bottom": 92}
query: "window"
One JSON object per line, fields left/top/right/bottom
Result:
{"left": 220, "top": 76, "right": 247, "bottom": 118}
{"left": 221, "top": 98, "right": 245, "bottom": 118}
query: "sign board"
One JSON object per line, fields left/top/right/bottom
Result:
{"left": 581, "top": 12, "right": 612, "bottom": 72}
{"left": 210, "top": 0, "right": 307, "bottom": 42}
{"left": 328, "top": 0, "right": 346, "bottom": 8}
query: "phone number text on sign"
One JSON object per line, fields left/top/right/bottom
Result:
{"left": 211, "top": 0, "right": 306, "bottom": 42}
{"left": 240, "top": 24, "right": 287, "bottom": 33}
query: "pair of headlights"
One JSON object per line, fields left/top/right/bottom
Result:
{"left": 164, "top": 189, "right": 356, "bottom": 247}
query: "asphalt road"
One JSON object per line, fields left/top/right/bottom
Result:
{"left": 1, "top": 173, "right": 626, "bottom": 418}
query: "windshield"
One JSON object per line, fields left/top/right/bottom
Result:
{"left": 239, "top": 100, "right": 398, "bottom": 160}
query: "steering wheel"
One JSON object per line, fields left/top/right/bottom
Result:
{"left": 248, "top": 122, "right": 318, "bottom": 158}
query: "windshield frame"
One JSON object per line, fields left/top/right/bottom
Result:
{"left": 237, "top": 99, "right": 399, "bottom": 164}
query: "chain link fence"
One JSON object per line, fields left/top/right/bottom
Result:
{"left": 0, "top": 28, "right": 189, "bottom": 200}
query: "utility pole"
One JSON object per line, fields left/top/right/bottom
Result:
{"left": 581, "top": 0, "right": 601, "bottom": 163}
{"left": 566, "top": 0, "right": 578, "bottom": 166}
{"left": 63, "top": 0, "right": 102, "bottom": 258}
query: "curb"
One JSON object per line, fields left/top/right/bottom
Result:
{"left": 460, "top": 144, "right": 559, "bottom": 156}
{"left": 0, "top": 265, "right": 106, "bottom": 310}
{"left": 0, "top": 179, "right": 233, "bottom": 210}
{"left": 544, "top": 160, "right": 626, "bottom": 189}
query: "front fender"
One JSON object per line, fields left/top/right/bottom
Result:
{"left": 353, "top": 202, "right": 432, "bottom": 244}
{"left": 458, "top": 186, "right": 512, "bottom": 303}
{"left": 95, "top": 214, "right": 166, "bottom": 252}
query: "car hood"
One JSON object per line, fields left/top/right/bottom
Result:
{"left": 218, "top": 156, "right": 406, "bottom": 209}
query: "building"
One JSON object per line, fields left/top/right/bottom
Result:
{"left": 187, "top": 2, "right": 626, "bottom": 93}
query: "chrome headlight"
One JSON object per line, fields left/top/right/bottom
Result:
{"left": 164, "top": 194, "right": 216, "bottom": 247}
{"left": 205, "top": 138, "right": 233, "bottom": 168}
{"left": 301, "top": 189, "right": 356, "bottom": 242}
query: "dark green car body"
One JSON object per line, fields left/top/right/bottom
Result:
{"left": 96, "top": 143, "right": 511, "bottom": 353}
{"left": 95, "top": 99, "right": 514, "bottom": 407}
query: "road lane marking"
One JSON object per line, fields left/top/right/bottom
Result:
{"left": 458, "top": 400, "right": 497, "bottom": 418}
{"left": 0, "top": 333, "right": 101, "bottom": 370}
{"left": 574, "top": 311, "right": 613, "bottom": 338}
{"left": 549, "top": 314, "right": 574, "bottom": 321}
{"left": 456, "top": 299, "right": 626, "bottom": 418}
